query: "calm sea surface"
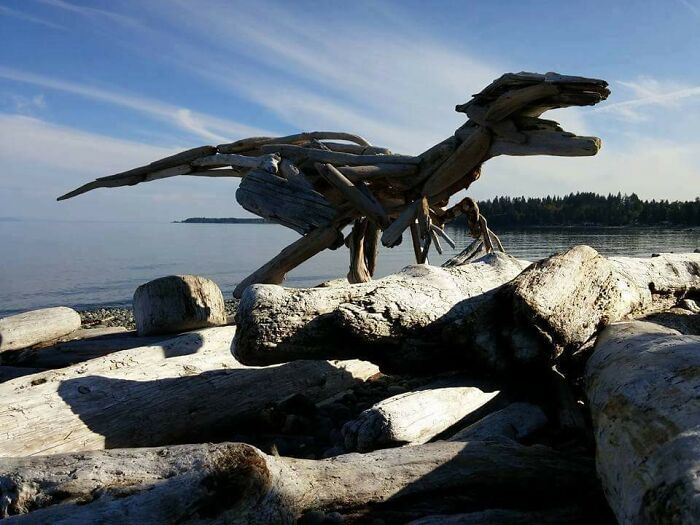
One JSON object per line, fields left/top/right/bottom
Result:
{"left": 1, "top": 220, "right": 698, "bottom": 316}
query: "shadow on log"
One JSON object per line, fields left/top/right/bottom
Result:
{"left": 0, "top": 326, "right": 378, "bottom": 457}
{"left": 0, "top": 440, "right": 604, "bottom": 523}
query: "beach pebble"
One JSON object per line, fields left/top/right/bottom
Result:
{"left": 133, "top": 275, "right": 227, "bottom": 335}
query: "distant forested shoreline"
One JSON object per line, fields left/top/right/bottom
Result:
{"left": 454, "top": 193, "right": 700, "bottom": 228}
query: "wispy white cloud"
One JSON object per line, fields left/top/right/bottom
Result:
{"left": 35, "top": 0, "right": 142, "bottom": 29}
{"left": 0, "top": 66, "right": 273, "bottom": 142}
{"left": 3, "top": 0, "right": 697, "bottom": 224}
{"left": 0, "top": 114, "right": 243, "bottom": 220}
{"left": 679, "top": 0, "right": 700, "bottom": 16}
{"left": 0, "top": 4, "right": 66, "bottom": 30}
{"left": 5, "top": 93, "right": 47, "bottom": 113}
{"left": 135, "top": 0, "right": 502, "bottom": 153}
{"left": 597, "top": 76, "right": 700, "bottom": 121}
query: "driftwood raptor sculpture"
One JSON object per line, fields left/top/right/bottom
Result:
{"left": 58, "top": 72, "right": 610, "bottom": 297}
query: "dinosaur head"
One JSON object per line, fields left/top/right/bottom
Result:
{"left": 456, "top": 71, "right": 610, "bottom": 158}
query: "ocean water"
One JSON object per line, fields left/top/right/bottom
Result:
{"left": 1, "top": 220, "right": 698, "bottom": 316}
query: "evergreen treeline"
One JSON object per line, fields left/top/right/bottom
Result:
{"left": 461, "top": 193, "right": 700, "bottom": 227}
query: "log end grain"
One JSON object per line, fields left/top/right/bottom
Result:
{"left": 133, "top": 275, "right": 227, "bottom": 336}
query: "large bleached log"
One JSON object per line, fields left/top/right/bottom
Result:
{"left": 506, "top": 246, "right": 700, "bottom": 361}
{"left": 0, "top": 439, "right": 598, "bottom": 523}
{"left": 0, "top": 307, "right": 81, "bottom": 352}
{"left": 235, "top": 246, "right": 700, "bottom": 374}
{"left": 342, "top": 382, "right": 499, "bottom": 451}
{"left": 234, "top": 252, "right": 529, "bottom": 370}
{"left": 585, "top": 321, "right": 700, "bottom": 524}
{"left": 0, "top": 326, "right": 378, "bottom": 457}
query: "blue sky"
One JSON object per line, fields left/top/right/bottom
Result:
{"left": 1, "top": 0, "right": 699, "bottom": 221}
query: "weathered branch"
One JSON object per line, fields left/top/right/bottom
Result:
{"left": 259, "top": 144, "right": 420, "bottom": 166}
{"left": 233, "top": 224, "right": 346, "bottom": 298}
{"left": 217, "top": 131, "right": 372, "bottom": 153}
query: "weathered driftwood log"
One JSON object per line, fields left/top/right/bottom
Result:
{"left": 0, "top": 307, "right": 81, "bottom": 352}
{"left": 234, "top": 252, "right": 529, "bottom": 370}
{"left": 0, "top": 326, "right": 378, "bottom": 457}
{"left": 585, "top": 321, "right": 700, "bottom": 524}
{"left": 235, "top": 246, "right": 700, "bottom": 374}
{"left": 133, "top": 274, "right": 227, "bottom": 335}
{"left": 236, "top": 168, "right": 337, "bottom": 235}
{"left": 640, "top": 306, "right": 700, "bottom": 336}
{"left": 0, "top": 440, "right": 598, "bottom": 523}
{"left": 506, "top": 246, "right": 700, "bottom": 361}
{"left": 447, "top": 402, "right": 548, "bottom": 443}
{"left": 341, "top": 381, "right": 499, "bottom": 451}
{"left": 232, "top": 223, "right": 347, "bottom": 298}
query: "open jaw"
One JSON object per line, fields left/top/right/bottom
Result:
{"left": 456, "top": 71, "right": 610, "bottom": 158}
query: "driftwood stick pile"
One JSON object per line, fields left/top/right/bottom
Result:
{"left": 1, "top": 248, "right": 698, "bottom": 523}
{"left": 57, "top": 72, "right": 609, "bottom": 297}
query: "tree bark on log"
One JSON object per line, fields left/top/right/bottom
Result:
{"left": 585, "top": 321, "right": 700, "bottom": 524}
{"left": 0, "top": 326, "right": 378, "bottom": 457}
{"left": 234, "top": 253, "right": 530, "bottom": 371}
{"left": 0, "top": 440, "right": 599, "bottom": 524}
{"left": 0, "top": 307, "right": 81, "bottom": 352}
{"left": 341, "top": 381, "right": 499, "bottom": 451}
